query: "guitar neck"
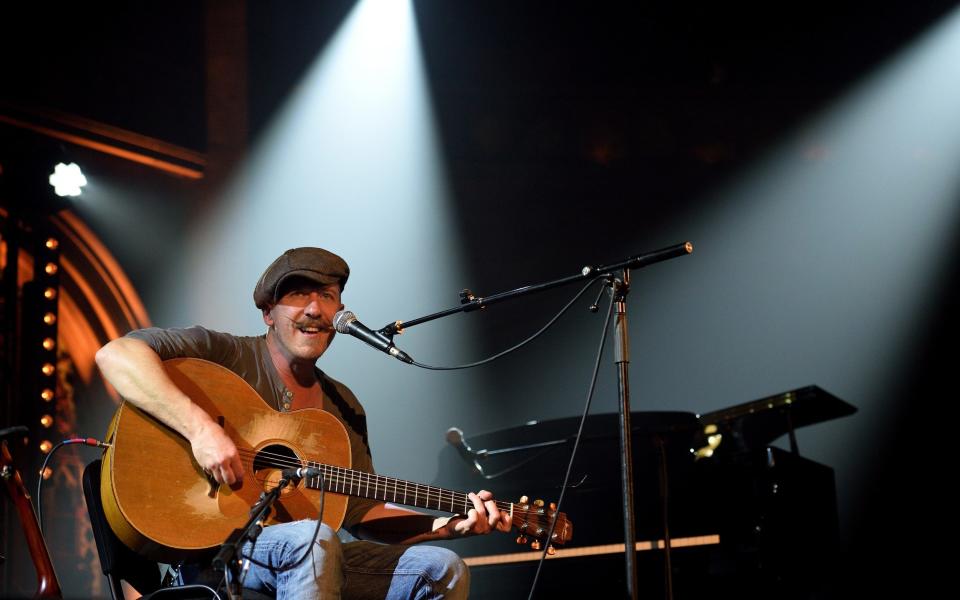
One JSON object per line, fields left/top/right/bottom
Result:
{"left": 302, "top": 461, "right": 512, "bottom": 515}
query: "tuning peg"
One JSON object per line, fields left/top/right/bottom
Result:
{"left": 534, "top": 499, "right": 544, "bottom": 508}
{"left": 530, "top": 540, "right": 541, "bottom": 550}
{"left": 515, "top": 535, "right": 528, "bottom": 545}
{"left": 518, "top": 495, "right": 529, "bottom": 505}
{"left": 546, "top": 545, "right": 556, "bottom": 556}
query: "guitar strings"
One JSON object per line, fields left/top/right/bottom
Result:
{"left": 221, "top": 448, "right": 566, "bottom": 541}
{"left": 228, "top": 447, "right": 531, "bottom": 515}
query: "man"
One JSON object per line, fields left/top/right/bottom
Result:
{"left": 95, "top": 247, "right": 512, "bottom": 599}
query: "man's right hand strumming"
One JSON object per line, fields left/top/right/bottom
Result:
{"left": 189, "top": 418, "right": 244, "bottom": 485}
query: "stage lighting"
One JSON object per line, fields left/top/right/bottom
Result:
{"left": 48, "top": 162, "right": 87, "bottom": 197}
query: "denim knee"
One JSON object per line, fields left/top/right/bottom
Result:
{"left": 243, "top": 520, "right": 344, "bottom": 599}
{"left": 423, "top": 546, "right": 470, "bottom": 600}
{"left": 260, "top": 520, "right": 342, "bottom": 570}
{"left": 293, "top": 521, "right": 341, "bottom": 566}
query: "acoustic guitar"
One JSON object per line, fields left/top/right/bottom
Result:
{"left": 101, "top": 358, "right": 572, "bottom": 561}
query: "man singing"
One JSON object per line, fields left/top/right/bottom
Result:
{"left": 96, "top": 247, "right": 511, "bottom": 599}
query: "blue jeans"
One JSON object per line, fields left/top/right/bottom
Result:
{"left": 240, "top": 520, "right": 469, "bottom": 600}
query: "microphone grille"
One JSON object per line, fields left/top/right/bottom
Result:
{"left": 333, "top": 310, "right": 356, "bottom": 334}
{"left": 445, "top": 427, "right": 464, "bottom": 445}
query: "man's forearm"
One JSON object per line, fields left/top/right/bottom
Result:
{"left": 352, "top": 504, "right": 463, "bottom": 545}
{"left": 95, "top": 337, "right": 213, "bottom": 441}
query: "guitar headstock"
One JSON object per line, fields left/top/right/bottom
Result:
{"left": 512, "top": 495, "right": 573, "bottom": 553}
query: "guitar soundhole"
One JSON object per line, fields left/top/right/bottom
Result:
{"left": 253, "top": 444, "right": 300, "bottom": 478}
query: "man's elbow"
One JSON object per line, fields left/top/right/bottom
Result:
{"left": 95, "top": 337, "right": 130, "bottom": 374}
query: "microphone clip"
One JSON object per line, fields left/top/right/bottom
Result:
{"left": 377, "top": 320, "right": 405, "bottom": 338}
{"left": 280, "top": 466, "right": 323, "bottom": 482}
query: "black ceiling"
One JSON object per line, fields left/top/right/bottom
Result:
{"left": 2, "top": 1, "right": 954, "bottom": 156}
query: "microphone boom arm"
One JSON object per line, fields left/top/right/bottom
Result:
{"left": 378, "top": 242, "right": 692, "bottom": 337}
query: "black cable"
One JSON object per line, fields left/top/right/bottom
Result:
{"left": 239, "top": 470, "right": 327, "bottom": 575}
{"left": 36, "top": 440, "right": 68, "bottom": 534}
{"left": 36, "top": 437, "right": 108, "bottom": 534}
{"left": 526, "top": 278, "right": 616, "bottom": 600}
{"left": 411, "top": 277, "right": 607, "bottom": 371}
{"left": 150, "top": 584, "right": 221, "bottom": 599}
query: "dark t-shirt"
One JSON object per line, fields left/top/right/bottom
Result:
{"left": 125, "top": 326, "right": 379, "bottom": 529}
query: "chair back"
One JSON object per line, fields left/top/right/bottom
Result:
{"left": 82, "top": 459, "right": 163, "bottom": 599}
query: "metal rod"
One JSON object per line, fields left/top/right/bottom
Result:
{"left": 379, "top": 242, "right": 692, "bottom": 336}
{"left": 613, "top": 272, "right": 638, "bottom": 600}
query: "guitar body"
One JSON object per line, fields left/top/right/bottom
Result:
{"left": 101, "top": 358, "right": 352, "bottom": 562}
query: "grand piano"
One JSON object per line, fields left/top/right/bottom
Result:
{"left": 440, "top": 386, "right": 856, "bottom": 599}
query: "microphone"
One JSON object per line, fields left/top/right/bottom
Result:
{"left": 333, "top": 310, "right": 413, "bottom": 364}
{"left": 280, "top": 466, "right": 323, "bottom": 481}
{"left": 446, "top": 427, "right": 485, "bottom": 475}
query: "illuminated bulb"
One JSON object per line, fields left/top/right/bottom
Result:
{"left": 42, "top": 337, "right": 56, "bottom": 351}
{"left": 44, "top": 287, "right": 57, "bottom": 300}
{"left": 40, "top": 467, "right": 53, "bottom": 480}
{"left": 40, "top": 414, "right": 54, "bottom": 428}
{"left": 44, "top": 262, "right": 58, "bottom": 275}
{"left": 39, "top": 440, "right": 53, "bottom": 454}
{"left": 45, "top": 237, "right": 59, "bottom": 250}
{"left": 43, "top": 312, "right": 56, "bottom": 325}
{"left": 41, "top": 389, "right": 55, "bottom": 402}
{"left": 41, "top": 363, "right": 55, "bottom": 376}
{"left": 48, "top": 162, "right": 87, "bottom": 197}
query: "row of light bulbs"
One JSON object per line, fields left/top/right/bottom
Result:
{"left": 38, "top": 235, "right": 59, "bottom": 465}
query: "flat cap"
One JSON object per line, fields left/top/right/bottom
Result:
{"left": 253, "top": 247, "right": 350, "bottom": 309}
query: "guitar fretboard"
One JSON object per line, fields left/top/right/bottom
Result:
{"left": 302, "top": 462, "right": 513, "bottom": 515}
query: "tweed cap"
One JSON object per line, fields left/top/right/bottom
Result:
{"left": 253, "top": 247, "right": 349, "bottom": 309}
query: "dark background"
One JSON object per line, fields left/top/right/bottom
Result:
{"left": 3, "top": 1, "right": 958, "bottom": 597}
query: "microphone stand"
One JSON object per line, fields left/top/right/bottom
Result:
{"left": 211, "top": 475, "right": 297, "bottom": 598}
{"left": 378, "top": 241, "right": 692, "bottom": 600}
{"left": 612, "top": 271, "right": 640, "bottom": 599}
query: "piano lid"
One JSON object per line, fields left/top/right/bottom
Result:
{"left": 450, "top": 411, "right": 698, "bottom": 481}
{"left": 446, "top": 386, "right": 857, "bottom": 477}
{"left": 697, "top": 385, "right": 857, "bottom": 453}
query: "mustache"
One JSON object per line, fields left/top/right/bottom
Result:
{"left": 282, "top": 315, "right": 333, "bottom": 330}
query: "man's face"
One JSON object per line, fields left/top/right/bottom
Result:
{"left": 263, "top": 279, "right": 343, "bottom": 363}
